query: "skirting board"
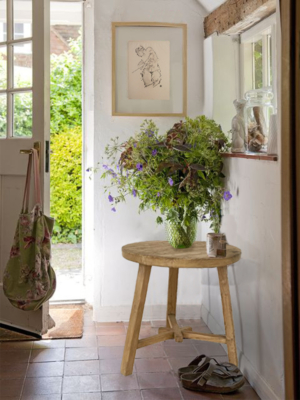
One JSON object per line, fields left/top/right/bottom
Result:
{"left": 201, "top": 304, "right": 283, "bottom": 400}
{"left": 94, "top": 304, "right": 201, "bottom": 323}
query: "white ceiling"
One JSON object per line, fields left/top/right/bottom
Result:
{"left": 197, "top": 0, "right": 225, "bottom": 13}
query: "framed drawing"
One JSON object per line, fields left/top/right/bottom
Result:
{"left": 112, "top": 22, "right": 187, "bottom": 117}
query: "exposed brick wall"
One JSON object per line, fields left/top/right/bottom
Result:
{"left": 51, "top": 25, "right": 81, "bottom": 55}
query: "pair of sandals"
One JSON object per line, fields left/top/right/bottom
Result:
{"left": 178, "top": 354, "right": 245, "bottom": 394}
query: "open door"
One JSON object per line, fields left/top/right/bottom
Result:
{"left": 0, "top": 0, "right": 50, "bottom": 335}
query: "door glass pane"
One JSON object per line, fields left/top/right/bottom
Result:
{"left": 13, "top": 0, "right": 32, "bottom": 40}
{"left": 0, "top": 0, "right": 6, "bottom": 42}
{"left": 13, "top": 41, "right": 32, "bottom": 88}
{"left": 253, "top": 39, "right": 263, "bottom": 89}
{"left": 0, "top": 94, "right": 6, "bottom": 137}
{"left": 13, "top": 91, "right": 32, "bottom": 137}
{"left": 0, "top": 45, "right": 6, "bottom": 88}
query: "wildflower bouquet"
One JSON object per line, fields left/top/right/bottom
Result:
{"left": 97, "top": 116, "right": 232, "bottom": 239}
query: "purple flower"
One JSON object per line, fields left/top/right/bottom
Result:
{"left": 146, "top": 130, "right": 154, "bottom": 137}
{"left": 157, "top": 192, "right": 161, "bottom": 197}
{"left": 103, "top": 165, "right": 109, "bottom": 170}
{"left": 133, "top": 143, "right": 137, "bottom": 148}
{"left": 152, "top": 149, "right": 158, "bottom": 156}
{"left": 223, "top": 191, "right": 233, "bottom": 201}
{"left": 132, "top": 189, "right": 137, "bottom": 197}
{"left": 108, "top": 194, "right": 114, "bottom": 202}
{"left": 168, "top": 177, "right": 174, "bottom": 186}
{"left": 201, "top": 215, "right": 206, "bottom": 221}
{"left": 111, "top": 207, "right": 116, "bottom": 212}
{"left": 136, "top": 163, "right": 143, "bottom": 171}
{"left": 86, "top": 168, "right": 90, "bottom": 172}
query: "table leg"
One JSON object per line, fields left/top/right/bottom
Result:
{"left": 121, "top": 264, "right": 152, "bottom": 376}
{"left": 166, "top": 268, "right": 179, "bottom": 329}
{"left": 217, "top": 266, "right": 238, "bottom": 366}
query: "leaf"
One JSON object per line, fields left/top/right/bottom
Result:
{"left": 173, "top": 145, "right": 191, "bottom": 152}
{"left": 189, "top": 164, "right": 205, "bottom": 171}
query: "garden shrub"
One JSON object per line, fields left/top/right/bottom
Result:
{"left": 50, "top": 127, "right": 82, "bottom": 243}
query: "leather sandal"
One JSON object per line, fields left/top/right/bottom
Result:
{"left": 178, "top": 354, "right": 240, "bottom": 378}
{"left": 181, "top": 361, "right": 245, "bottom": 394}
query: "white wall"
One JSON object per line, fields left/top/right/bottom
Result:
{"left": 202, "top": 18, "right": 284, "bottom": 400}
{"left": 87, "top": 0, "right": 208, "bottom": 322}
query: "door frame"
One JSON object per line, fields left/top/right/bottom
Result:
{"left": 281, "top": 0, "right": 300, "bottom": 398}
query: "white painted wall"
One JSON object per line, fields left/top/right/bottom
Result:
{"left": 87, "top": 0, "right": 209, "bottom": 322}
{"left": 202, "top": 12, "right": 284, "bottom": 400}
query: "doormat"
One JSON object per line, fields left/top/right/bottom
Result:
{"left": 0, "top": 308, "right": 83, "bottom": 341}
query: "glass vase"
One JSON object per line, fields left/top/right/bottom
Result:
{"left": 165, "top": 219, "right": 197, "bottom": 249}
{"left": 244, "top": 89, "right": 274, "bottom": 153}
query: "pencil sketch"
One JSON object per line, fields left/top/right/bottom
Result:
{"left": 132, "top": 45, "right": 162, "bottom": 88}
{"left": 128, "top": 41, "right": 170, "bottom": 100}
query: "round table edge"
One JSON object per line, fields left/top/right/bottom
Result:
{"left": 122, "top": 243, "right": 241, "bottom": 269}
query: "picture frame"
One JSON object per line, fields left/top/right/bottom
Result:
{"left": 112, "top": 22, "right": 187, "bottom": 117}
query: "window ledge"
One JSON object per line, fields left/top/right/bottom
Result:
{"left": 222, "top": 152, "right": 278, "bottom": 161}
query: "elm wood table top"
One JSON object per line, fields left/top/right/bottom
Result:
{"left": 122, "top": 241, "right": 241, "bottom": 269}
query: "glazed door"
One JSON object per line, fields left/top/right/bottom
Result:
{"left": 0, "top": 0, "right": 50, "bottom": 335}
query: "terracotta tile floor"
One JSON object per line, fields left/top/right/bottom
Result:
{"left": 0, "top": 310, "right": 261, "bottom": 400}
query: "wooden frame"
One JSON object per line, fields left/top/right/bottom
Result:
{"left": 281, "top": 0, "right": 300, "bottom": 398}
{"left": 112, "top": 22, "right": 187, "bottom": 117}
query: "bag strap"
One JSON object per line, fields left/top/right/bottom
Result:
{"left": 32, "top": 148, "right": 42, "bottom": 206}
{"left": 21, "top": 148, "right": 42, "bottom": 213}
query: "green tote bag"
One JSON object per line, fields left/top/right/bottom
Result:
{"left": 3, "top": 148, "right": 56, "bottom": 311}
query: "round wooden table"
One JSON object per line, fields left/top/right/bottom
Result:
{"left": 120, "top": 241, "right": 241, "bottom": 376}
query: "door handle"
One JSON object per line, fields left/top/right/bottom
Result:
{"left": 20, "top": 141, "right": 41, "bottom": 159}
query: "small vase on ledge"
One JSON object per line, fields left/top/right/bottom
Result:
{"left": 231, "top": 99, "right": 246, "bottom": 153}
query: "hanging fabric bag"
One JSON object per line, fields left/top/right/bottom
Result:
{"left": 3, "top": 148, "right": 56, "bottom": 311}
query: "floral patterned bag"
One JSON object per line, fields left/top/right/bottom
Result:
{"left": 3, "top": 149, "right": 56, "bottom": 311}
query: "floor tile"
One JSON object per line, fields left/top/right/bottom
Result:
{"left": 137, "top": 371, "right": 178, "bottom": 389}
{"left": 102, "top": 390, "right": 141, "bottom": 400}
{"left": 101, "top": 373, "right": 139, "bottom": 391}
{"left": 151, "top": 320, "right": 167, "bottom": 328}
{"left": 22, "top": 377, "right": 62, "bottom": 396}
{"left": 96, "top": 325, "right": 125, "bottom": 336}
{"left": 135, "top": 358, "right": 170, "bottom": 373}
{"left": 33, "top": 340, "right": 66, "bottom": 349}
{"left": 30, "top": 348, "right": 65, "bottom": 363}
{"left": 99, "top": 358, "right": 135, "bottom": 374}
{"left": 142, "top": 388, "right": 182, "bottom": 400}
{"left": 0, "top": 340, "right": 33, "bottom": 349}
{"left": 65, "top": 347, "right": 98, "bottom": 361}
{"left": 63, "top": 375, "right": 100, "bottom": 393}
{"left": 125, "top": 321, "right": 151, "bottom": 327}
{"left": 193, "top": 342, "right": 227, "bottom": 357}
{"left": 0, "top": 362, "right": 28, "bottom": 379}
{"left": 64, "top": 360, "right": 100, "bottom": 376}
{"left": 180, "top": 388, "right": 223, "bottom": 399}
{"left": 97, "top": 335, "right": 126, "bottom": 347}
{"left": 66, "top": 336, "right": 97, "bottom": 348}
{"left": 84, "top": 325, "right": 97, "bottom": 335}
{"left": 0, "top": 378, "right": 24, "bottom": 397}
{"left": 163, "top": 344, "right": 197, "bottom": 358}
{"left": 168, "top": 356, "right": 197, "bottom": 373}
{"left": 137, "top": 327, "right": 158, "bottom": 339}
{"left": 96, "top": 322, "right": 125, "bottom": 327}
{"left": 136, "top": 344, "right": 166, "bottom": 359}
{"left": 0, "top": 349, "right": 30, "bottom": 365}
{"left": 178, "top": 319, "right": 206, "bottom": 327}
{"left": 222, "top": 386, "right": 260, "bottom": 399}
{"left": 22, "top": 395, "right": 61, "bottom": 400}
{"left": 27, "top": 362, "right": 64, "bottom": 377}
{"left": 63, "top": 394, "right": 102, "bottom": 400}
{"left": 98, "top": 346, "right": 124, "bottom": 360}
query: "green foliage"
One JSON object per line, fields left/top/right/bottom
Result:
{"left": 98, "top": 117, "right": 232, "bottom": 233}
{"left": 254, "top": 39, "right": 263, "bottom": 89}
{"left": 50, "top": 35, "right": 82, "bottom": 134}
{"left": 50, "top": 127, "right": 82, "bottom": 243}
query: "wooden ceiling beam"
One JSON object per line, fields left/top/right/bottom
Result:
{"left": 204, "top": 0, "right": 276, "bottom": 38}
